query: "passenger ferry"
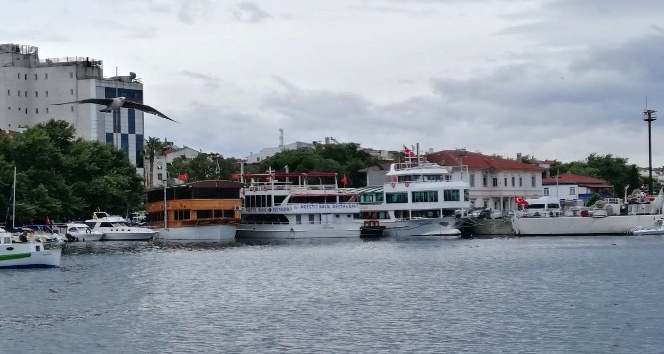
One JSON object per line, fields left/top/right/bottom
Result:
{"left": 237, "top": 171, "right": 360, "bottom": 239}
{"left": 145, "top": 180, "right": 243, "bottom": 241}
{"left": 355, "top": 158, "right": 471, "bottom": 238}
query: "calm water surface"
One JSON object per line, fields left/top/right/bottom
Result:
{"left": 2, "top": 236, "right": 664, "bottom": 353}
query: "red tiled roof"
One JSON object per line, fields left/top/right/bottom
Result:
{"left": 426, "top": 151, "right": 545, "bottom": 171}
{"left": 542, "top": 172, "right": 611, "bottom": 187}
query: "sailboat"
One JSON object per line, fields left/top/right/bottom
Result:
{"left": 0, "top": 167, "right": 61, "bottom": 269}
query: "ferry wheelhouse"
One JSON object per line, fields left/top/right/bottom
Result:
{"left": 237, "top": 171, "right": 360, "bottom": 239}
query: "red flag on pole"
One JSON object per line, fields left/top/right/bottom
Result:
{"left": 341, "top": 175, "right": 348, "bottom": 186}
{"left": 403, "top": 144, "right": 415, "bottom": 157}
{"left": 231, "top": 173, "right": 239, "bottom": 180}
{"left": 515, "top": 196, "right": 528, "bottom": 205}
{"left": 177, "top": 173, "right": 188, "bottom": 181}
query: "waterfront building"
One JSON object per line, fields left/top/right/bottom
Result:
{"left": 426, "top": 150, "right": 546, "bottom": 210}
{"left": 146, "top": 141, "right": 201, "bottom": 187}
{"left": 542, "top": 172, "right": 613, "bottom": 204}
{"left": 0, "top": 43, "right": 146, "bottom": 169}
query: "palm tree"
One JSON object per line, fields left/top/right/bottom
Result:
{"left": 143, "top": 137, "right": 165, "bottom": 187}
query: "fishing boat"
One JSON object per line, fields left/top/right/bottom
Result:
{"left": 0, "top": 227, "right": 61, "bottom": 268}
{"left": 85, "top": 211, "right": 157, "bottom": 241}
{"left": 237, "top": 170, "right": 361, "bottom": 239}
{"left": 145, "top": 180, "right": 242, "bottom": 241}
{"left": 355, "top": 156, "right": 471, "bottom": 238}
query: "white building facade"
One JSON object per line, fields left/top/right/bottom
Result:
{"left": 0, "top": 43, "right": 146, "bottom": 169}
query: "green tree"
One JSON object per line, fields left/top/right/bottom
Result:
{"left": 143, "top": 137, "right": 165, "bottom": 187}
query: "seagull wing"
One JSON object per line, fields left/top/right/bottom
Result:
{"left": 52, "top": 98, "right": 113, "bottom": 106}
{"left": 124, "top": 101, "right": 179, "bottom": 123}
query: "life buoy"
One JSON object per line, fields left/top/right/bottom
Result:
{"left": 391, "top": 182, "right": 396, "bottom": 188}
{"left": 404, "top": 182, "right": 410, "bottom": 187}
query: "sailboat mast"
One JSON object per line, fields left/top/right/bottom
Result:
{"left": 12, "top": 166, "right": 16, "bottom": 229}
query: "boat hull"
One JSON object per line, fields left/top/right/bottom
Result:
{"left": 512, "top": 214, "right": 664, "bottom": 235}
{"left": 155, "top": 224, "right": 236, "bottom": 241}
{"left": 101, "top": 230, "right": 157, "bottom": 241}
{"left": 384, "top": 217, "right": 462, "bottom": 238}
{"left": 0, "top": 244, "right": 61, "bottom": 268}
{"left": 236, "top": 224, "right": 360, "bottom": 239}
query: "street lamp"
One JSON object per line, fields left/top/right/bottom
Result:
{"left": 456, "top": 148, "right": 467, "bottom": 181}
{"left": 643, "top": 108, "right": 657, "bottom": 194}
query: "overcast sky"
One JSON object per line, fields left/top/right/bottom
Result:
{"left": 5, "top": 0, "right": 664, "bottom": 166}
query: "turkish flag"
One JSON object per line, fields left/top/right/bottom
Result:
{"left": 341, "top": 175, "right": 348, "bottom": 186}
{"left": 177, "top": 173, "right": 188, "bottom": 181}
{"left": 515, "top": 196, "right": 528, "bottom": 205}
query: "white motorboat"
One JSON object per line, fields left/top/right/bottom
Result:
{"left": 145, "top": 180, "right": 242, "bottom": 241}
{"left": 0, "top": 228, "right": 61, "bottom": 269}
{"left": 54, "top": 223, "right": 104, "bottom": 242}
{"left": 631, "top": 218, "right": 664, "bottom": 236}
{"left": 85, "top": 211, "right": 157, "bottom": 241}
{"left": 237, "top": 170, "right": 361, "bottom": 239}
{"left": 355, "top": 156, "right": 470, "bottom": 238}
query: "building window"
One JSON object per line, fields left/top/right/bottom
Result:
{"left": 35, "top": 108, "right": 38, "bottom": 114}
{"left": 570, "top": 187, "right": 576, "bottom": 195}
{"left": 46, "top": 107, "right": 49, "bottom": 114}
{"left": 25, "top": 109, "right": 28, "bottom": 114}
{"left": 35, "top": 91, "right": 38, "bottom": 97}
{"left": 519, "top": 177, "right": 523, "bottom": 187}
{"left": 157, "top": 173, "right": 163, "bottom": 181}
{"left": 504, "top": 177, "right": 508, "bottom": 186}
{"left": 17, "top": 73, "right": 20, "bottom": 79}
{"left": 470, "top": 173, "right": 475, "bottom": 188}
{"left": 512, "top": 176, "right": 515, "bottom": 187}
{"left": 45, "top": 73, "right": 48, "bottom": 80}
{"left": 70, "top": 88, "right": 74, "bottom": 95}
{"left": 18, "top": 91, "right": 21, "bottom": 97}
{"left": 7, "top": 107, "right": 10, "bottom": 110}
{"left": 70, "top": 106, "right": 74, "bottom": 112}
{"left": 24, "top": 74, "right": 27, "bottom": 80}
{"left": 531, "top": 175, "right": 536, "bottom": 187}
{"left": 18, "top": 107, "right": 21, "bottom": 111}
{"left": 482, "top": 174, "right": 488, "bottom": 187}
{"left": 34, "top": 74, "right": 38, "bottom": 80}
{"left": 492, "top": 177, "right": 498, "bottom": 187}
{"left": 25, "top": 91, "right": 27, "bottom": 97}
{"left": 45, "top": 90, "right": 48, "bottom": 97}
{"left": 7, "top": 89, "right": 9, "bottom": 96}
{"left": 544, "top": 188, "right": 550, "bottom": 196}
{"left": 70, "top": 72, "right": 73, "bottom": 79}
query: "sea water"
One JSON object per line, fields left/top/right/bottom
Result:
{"left": 2, "top": 236, "right": 664, "bottom": 353}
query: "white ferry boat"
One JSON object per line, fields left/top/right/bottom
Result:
{"left": 237, "top": 171, "right": 360, "bottom": 239}
{"left": 355, "top": 159, "right": 471, "bottom": 238}
{"left": 512, "top": 189, "right": 664, "bottom": 235}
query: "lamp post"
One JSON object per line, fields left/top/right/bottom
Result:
{"left": 456, "top": 148, "right": 467, "bottom": 181}
{"left": 643, "top": 109, "right": 657, "bottom": 194}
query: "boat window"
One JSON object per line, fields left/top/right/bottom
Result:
{"left": 464, "top": 189, "right": 470, "bottom": 202}
{"left": 443, "top": 189, "right": 461, "bottom": 202}
{"left": 36, "top": 245, "right": 40, "bottom": 252}
{"left": 385, "top": 192, "right": 408, "bottom": 204}
{"left": 296, "top": 214, "right": 302, "bottom": 224}
{"left": 174, "top": 210, "right": 190, "bottom": 220}
{"left": 309, "top": 214, "right": 315, "bottom": 224}
{"left": 197, "top": 210, "right": 213, "bottom": 219}
{"left": 100, "top": 222, "right": 114, "bottom": 227}
{"left": 412, "top": 191, "right": 438, "bottom": 203}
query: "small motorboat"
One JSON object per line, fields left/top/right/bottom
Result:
{"left": 632, "top": 218, "right": 664, "bottom": 236}
{"left": 360, "top": 219, "right": 386, "bottom": 238}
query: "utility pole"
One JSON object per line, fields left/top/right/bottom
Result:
{"left": 643, "top": 108, "right": 657, "bottom": 194}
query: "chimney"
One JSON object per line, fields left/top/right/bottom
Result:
{"left": 516, "top": 153, "right": 522, "bottom": 162}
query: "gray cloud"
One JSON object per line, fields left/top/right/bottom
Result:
{"left": 232, "top": 2, "right": 272, "bottom": 23}
{"left": 181, "top": 70, "right": 221, "bottom": 91}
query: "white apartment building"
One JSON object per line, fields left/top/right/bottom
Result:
{"left": 0, "top": 43, "right": 146, "bottom": 169}
{"left": 146, "top": 144, "right": 201, "bottom": 187}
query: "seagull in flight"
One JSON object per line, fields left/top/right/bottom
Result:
{"left": 54, "top": 97, "right": 178, "bottom": 123}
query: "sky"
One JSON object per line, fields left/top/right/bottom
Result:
{"left": 4, "top": 0, "right": 664, "bottom": 167}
